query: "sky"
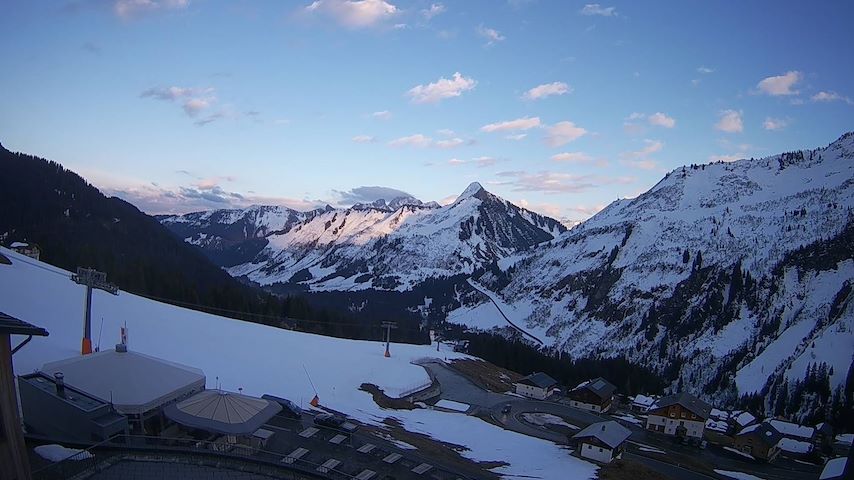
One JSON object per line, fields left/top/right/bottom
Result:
{"left": 1, "top": 1, "right": 853, "bottom": 222}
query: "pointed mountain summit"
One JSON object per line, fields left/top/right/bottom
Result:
{"left": 161, "top": 183, "right": 566, "bottom": 290}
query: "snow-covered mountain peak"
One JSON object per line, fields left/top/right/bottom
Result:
{"left": 458, "top": 181, "right": 485, "bottom": 199}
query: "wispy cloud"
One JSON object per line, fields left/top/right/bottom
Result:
{"left": 494, "top": 170, "right": 633, "bottom": 193}
{"left": 303, "top": 0, "right": 398, "bottom": 29}
{"left": 522, "top": 82, "right": 571, "bottom": 101}
{"left": 715, "top": 109, "right": 743, "bottom": 133}
{"left": 811, "top": 91, "right": 853, "bottom": 105}
{"left": 388, "top": 133, "right": 469, "bottom": 149}
{"left": 696, "top": 66, "right": 714, "bottom": 74}
{"left": 647, "top": 112, "right": 676, "bottom": 128}
{"left": 407, "top": 72, "right": 476, "bottom": 104}
{"left": 140, "top": 85, "right": 224, "bottom": 125}
{"left": 620, "top": 139, "right": 663, "bottom": 170}
{"left": 113, "top": 0, "right": 190, "bottom": 19}
{"left": 476, "top": 25, "right": 505, "bottom": 46}
{"left": 352, "top": 134, "right": 377, "bottom": 143}
{"left": 762, "top": 117, "right": 788, "bottom": 131}
{"left": 579, "top": 4, "right": 617, "bottom": 16}
{"left": 371, "top": 110, "right": 392, "bottom": 120}
{"left": 447, "top": 156, "right": 496, "bottom": 167}
{"left": 481, "top": 116, "right": 541, "bottom": 133}
{"left": 550, "top": 152, "right": 607, "bottom": 167}
{"left": 333, "top": 185, "right": 413, "bottom": 205}
{"left": 756, "top": 70, "right": 802, "bottom": 96}
{"left": 388, "top": 133, "right": 432, "bottom": 148}
{"left": 506, "top": 133, "right": 528, "bottom": 141}
{"left": 544, "top": 121, "right": 587, "bottom": 147}
{"left": 420, "top": 3, "right": 445, "bottom": 21}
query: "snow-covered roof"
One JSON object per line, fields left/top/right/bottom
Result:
{"left": 42, "top": 348, "right": 206, "bottom": 415}
{"left": 820, "top": 457, "right": 849, "bottom": 480}
{"left": 705, "top": 418, "right": 729, "bottom": 433}
{"left": 766, "top": 419, "right": 814, "bottom": 440}
{"left": 631, "top": 394, "right": 657, "bottom": 407}
{"left": 10, "top": 241, "right": 28, "bottom": 248}
{"left": 516, "top": 372, "right": 558, "bottom": 389}
{"left": 650, "top": 391, "right": 712, "bottom": 419}
{"left": 776, "top": 437, "right": 813, "bottom": 454}
{"left": 573, "top": 421, "right": 631, "bottom": 449}
{"left": 571, "top": 377, "right": 616, "bottom": 399}
{"left": 736, "top": 422, "right": 781, "bottom": 447}
{"left": 733, "top": 410, "right": 756, "bottom": 427}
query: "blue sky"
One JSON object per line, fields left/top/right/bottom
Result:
{"left": 1, "top": 1, "right": 852, "bottom": 220}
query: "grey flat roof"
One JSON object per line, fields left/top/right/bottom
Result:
{"left": 0, "top": 311, "right": 49, "bottom": 336}
{"left": 573, "top": 421, "right": 632, "bottom": 449}
{"left": 42, "top": 348, "right": 205, "bottom": 415}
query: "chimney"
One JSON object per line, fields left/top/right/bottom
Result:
{"left": 54, "top": 372, "right": 66, "bottom": 398}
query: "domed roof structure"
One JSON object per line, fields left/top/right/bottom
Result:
{"left": 165, "top": 389, "right": 282, "bottom": 435}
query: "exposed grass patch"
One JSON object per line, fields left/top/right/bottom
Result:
{"left": 359, "top": 383, "right": 418, "bottom": 410}
{"left": 450, "top": 358, "right": 523, "bottom": 393}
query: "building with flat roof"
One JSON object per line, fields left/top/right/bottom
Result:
{"left": 40, "top": 347, "right": 205, "bottom": 434}
{"left": 18, "top": 372, "right": 128, "bottom": 442}
{"left": 1, "top": 311, "right": 49, "bottom": 480}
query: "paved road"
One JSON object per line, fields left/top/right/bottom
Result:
{"left": 423, "top": 361, "right": 822, "bottom": 480}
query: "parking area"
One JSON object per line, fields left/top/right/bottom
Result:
{"left": 259, "top": 411, "right": 480, "bottom": 480}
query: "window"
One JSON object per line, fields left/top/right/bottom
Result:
{"left": 598, "top": 448, "right": 603, "bottom": 453}
{"left": 681, "top": 412, "right": 686, "bottom": 418}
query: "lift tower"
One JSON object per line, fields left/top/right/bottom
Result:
{"left": 72, "top": 267, "right": 118, "bottom": 355}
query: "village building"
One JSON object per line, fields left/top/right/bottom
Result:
{"left": 164, "top": 389, "right": 281, "bottom": 452}
{"left": 1, "top": 312, "right": 48, "bottom": 480}
{"left": 732, "top": 422, "right": 783, "bottom": 462}
{"left": 820, "top": 456, "right": 850, "bottom": 480}
{"left": 629, "top": 394, "right": 657, "bottom": 413}
{"left": 763, "top": 419, "right": 815, "bottom": 455}
{"left": 571, "top": 420, "right": 632, "bottom": 464}
{"left": 815, "top": 423, "right": 834, "bottom": 452}
{"left": 9, "top": 242, "right": 40, "bottom": 261}
{"left": 513, "top": 372, "right": 558, "bottom": 400}
{"left": 567, "top": 377, "right": 616, "bottom": 413}
{"left": 33, "top": 346, "right": 205, "bottom": 436}
{"left": 706, "top": 408, "right": 732, "bottom": 434}
{"left": 645, "top": 391, "right": 711, "bottom": 440}
{"left": 730, "top": 410, "right": 757, "bottom": 432}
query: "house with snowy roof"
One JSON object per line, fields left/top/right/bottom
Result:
{"left": 645, "top": 391, "right": 711, "bottom": 440}
{"left": 629, "top": 394, "right": 657, "bottom": 413}
{"left": 763, "top": 419, "right": 815, "bottom": 456}
{"left": 567, "top": 377, "right": 616, "bottom": 413}
{"left": 9, "top": 241, "right": 39, "bottom": 260}
{"left": 732, "top": 422, "right": 783, "bottom": 462}
{"left": 513, "top": 372, "right": 558, "bottom": 400}
{"left": 729, "top": 410, "right": 757, "bottom": 432}
{"left": 571, "top": 420, "right": 632, "bottom": 464}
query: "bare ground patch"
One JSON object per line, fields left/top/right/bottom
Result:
{"left": 449, "top": 359, "right": 523, "bottom": 393}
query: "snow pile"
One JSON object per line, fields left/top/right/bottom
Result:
{"left": 34, "top": 444, "right": 93, "bottom": 462}
{"left": 1, "top": 248, "right": 597, "bottom": 479}
{"left": 435, "top": 399, "right": 470, "bottom": 412}
{"left": 521, "top": 413, "right": 579, "bottom": 430}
